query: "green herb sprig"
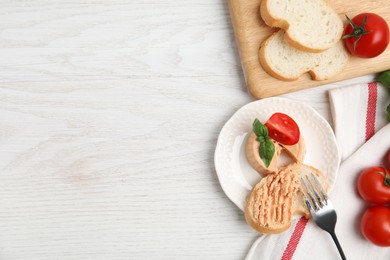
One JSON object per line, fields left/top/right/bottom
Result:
{"left": 377, "top": 70, "right": 390, "bottom": 122}
{"left": 252, "top": 119, "right": 275, "bottom": 167}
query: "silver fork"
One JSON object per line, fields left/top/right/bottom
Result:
{"left": 300, "top": 173, "right": 346, "bottom": 260}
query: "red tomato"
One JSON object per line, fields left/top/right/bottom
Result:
{"left": 357, "top": 167, "right": 390, "bottom": 204}
{"left": 264, "top": 113, "right": 300, "bottom": 145}
{"left": 343, "top": 13, "right": 389, "bottom": 58}
{"left": 361, "top": 205, "right": 390, "bottom": 247}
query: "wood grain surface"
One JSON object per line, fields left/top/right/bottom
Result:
{"left": 0, "top": 0, "right": 377, "bottom": 259}
{"left": 228, "top": 0, "right": 390, "bottom": 98}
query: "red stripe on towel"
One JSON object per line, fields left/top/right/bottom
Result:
{"left": 281, "top": 217, "right": 308, "bottom": 260}
{"left": 365, "top": 82, "right": 377, "bottom": 141}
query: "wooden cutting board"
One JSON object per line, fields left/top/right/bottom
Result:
{"left": 228, "top": 0, "right": 390, "bottom": 98}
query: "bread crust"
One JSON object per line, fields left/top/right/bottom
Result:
{"left": 284, "top": 34, "right": 340, "bottom": 54}
{"left": 258, "top": 32, "right": 300, "bottom": 81}
{"left": 260, "top": 0, "right": 343, "bottom": 53}
{"left": 260, "top": 0, "right": 289, "bottom": 30}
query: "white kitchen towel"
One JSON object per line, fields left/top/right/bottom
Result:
{"left": 329, "top": 82, "right": 390, "bottom": 161}
{"left": 246, "top": 82, "right": 390, "bottom": 260}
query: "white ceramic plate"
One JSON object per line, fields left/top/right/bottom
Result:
{"left": 214, "top": 97, "right": 340, "bottom": 211}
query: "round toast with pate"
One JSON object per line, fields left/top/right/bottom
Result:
{"left": 245, "top": 163, "right": 328, "bottom": 234}
{"left": 246, "top": 129, "right": 306, "bottom": 176}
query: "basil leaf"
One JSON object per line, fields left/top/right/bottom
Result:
{"left": 387, "top": 104, "right": 390, "bottom": 122}
{"left": 259, "top": 138, "right": 275, "bottom": 168}
{"left": 377, "top": 70, "right": 390, "bottom": 88}
{"left": 256, "top": 136, "right": 265, "bottom": 143}
{"left": 252, "top": 118, "right": 268, "bottom": 137}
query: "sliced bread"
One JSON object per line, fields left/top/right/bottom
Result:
{"left": 259, "top": 30, "right": 349, "bottom": 81}
{"left": 245, "top": 163, "right": 328, "bottom": 234}
{"left": 260, "top": 0, "right": 343, "bottom": 52}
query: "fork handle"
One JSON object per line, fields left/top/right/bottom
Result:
{"left": 329, "top": 231, "right": 346, "bottom": 260}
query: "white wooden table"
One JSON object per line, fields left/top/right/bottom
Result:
{"left": 0, "top": 1, "right": 375, "bottom": 259}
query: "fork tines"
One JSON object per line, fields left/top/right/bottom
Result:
{"left": 300, "top": 173, "right": 328, "bottom": 211}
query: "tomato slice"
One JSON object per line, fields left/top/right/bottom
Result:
{"left": 264, "top": 113, "right": 300, "bottom": 145}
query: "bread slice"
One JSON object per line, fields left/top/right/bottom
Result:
{"left": 259, "top": 30, "right": 349, "bottom": 81}
{"left": 246, "top": 130, "right": 306, "bottom": 176}
{"left": 245, "top": 163, "right": 328, "bottom": 234}
{"left": 260, "top": 0, "right": 343, "bottom": 52}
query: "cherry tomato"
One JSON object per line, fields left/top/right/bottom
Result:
{"left": 264, "top": 113, "right": 300, "bottom": 145}
{"left": 361, "top": 205, "right": 390, "bottom": 247}
{"left": 357, "top": 167, "right": 390, "bottom": 204}
{"left": 343, "top": 13, "right": 389, "bottom": 58}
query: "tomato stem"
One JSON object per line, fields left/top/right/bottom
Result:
{"left": 342, "top": 15, "right": 372, "bottom": 50}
